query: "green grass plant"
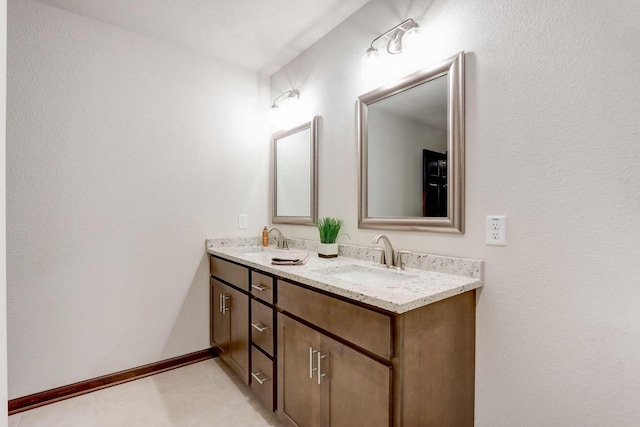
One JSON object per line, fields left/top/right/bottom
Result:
{"left": 317, "top": 217, "right": 343, "bottom": 244}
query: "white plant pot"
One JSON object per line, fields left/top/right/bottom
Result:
{"left": 318, "top": 243, "right": 338, "bottom": 258}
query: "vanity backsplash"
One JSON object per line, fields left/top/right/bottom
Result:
{"left": 206, "top": 237, "right": 482, "bottom": 282}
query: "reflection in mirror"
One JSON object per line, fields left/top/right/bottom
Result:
{"left": 368, "top": 75, "right": 448, "bottom": 217}
{"left": 358, "top": 52, "right": 464, "bottom": 233}
{"left": 272, "top": 116, "right": 318, "bottom": 225}
{"left": 277, "top": 128, "right": 311, "bottom": 216}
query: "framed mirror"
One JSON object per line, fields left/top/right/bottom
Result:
{"left": 357, "top": 52, "right": 465, "bottom": 233}
{"left": 272, "top": 116, "right": 318, "bottom": 225}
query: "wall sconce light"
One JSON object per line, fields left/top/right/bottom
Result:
{"left": 364, "top": 18, "right": 422, "bottom": 62}
{"left": 271, "top": 89, "right": 300, "bottom": 110}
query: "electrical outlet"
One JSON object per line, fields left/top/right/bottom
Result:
{"left": 238, "top": 214, "right": 248, "bottom": 229}
{"left": 486, "top": 216, "right": 506, "bottom": 246}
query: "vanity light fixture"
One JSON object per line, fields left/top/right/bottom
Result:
{"left": 364, "top": 18, "right": 422, "bottom": 61}
{"left": 271, "top": 89, "right": 300, "bottom": 110}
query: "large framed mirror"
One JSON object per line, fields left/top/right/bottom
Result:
{"left": 272, "top": 116, "right": 318, "bottom": 225}
{"left": 358, "top": 52, "right": 465, "bottom": 233}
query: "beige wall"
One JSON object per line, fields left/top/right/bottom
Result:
{"left": 271, "top": 0, "right": 640, "bottom": 424}
{"left": 7, "top": 0, "right": 269, "bottom": 398}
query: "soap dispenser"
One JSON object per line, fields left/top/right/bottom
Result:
{"left": 262, "top": 226, "right": 269, "bottom": 247}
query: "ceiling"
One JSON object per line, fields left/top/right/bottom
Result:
{"left": 34, "top": 0, "right": 370, "bottom": 74}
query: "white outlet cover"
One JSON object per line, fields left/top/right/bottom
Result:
{"left": 486, "top": 216, "right": 506, "bottom": 246}
{"left": 238, "top": 214, "right": 248, "bottom": 229}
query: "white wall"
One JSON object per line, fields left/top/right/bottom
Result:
{"left": 1, "top": 0, "right": 8, "bottom": 423}
{"left": 271, "top": 0, "right": 640, "bottom": 425}
{"left": 7, "top": 0, "right": 269, "bottom": 399}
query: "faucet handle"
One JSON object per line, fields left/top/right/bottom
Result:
{"left": 395, "top": 250, "right": 411, "bottom": 270}
{"left": 283, "top": 238, "right": 289, "bottom": 250}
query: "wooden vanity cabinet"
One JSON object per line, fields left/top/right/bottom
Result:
{"left": 209, "top": 256, "right": 278, "bottom": 410}
{"left": 249, "top": 271, "right": 277, "bottom": 411}
{"left": 210, "top": 278, "right": 250, "bottom": 384}
{"left": 209, "top": 254, "right": 476, "bottom": 426}
{"left": 277, "top": 278, "right": 475, "bottom": 427}
{"left": 278, "top": 313, "right": 391, "bottom": 427}
{"left": 209, "top": 257, "right": 250, "bottom": 385}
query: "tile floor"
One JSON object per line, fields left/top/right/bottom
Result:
{"left": 8, "top": 358, "right": 283, "bottom": 427}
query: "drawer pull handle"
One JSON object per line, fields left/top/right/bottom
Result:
{"left": 309, "top": 347, "right": 319, "bottom": 379}
{"left": 251, "top": 284, "right": 268, "bottom": 292}
{"left": 219, "top": 294, "right": 230, "bottom": 313}
{"left": 251, "top": 371, "right": 270, "bottom": 385}
{"left": 221, "top": 295, "right": 230, "bottom": 313}
{"left": 251, "top": 322, "right": 269, "bottom": 332}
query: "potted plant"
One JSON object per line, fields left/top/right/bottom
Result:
{"left": 317, "top": 217, "right": 343, "bottom": 258}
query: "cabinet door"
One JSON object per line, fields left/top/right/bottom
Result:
{"left": 211, "top": 278, "right": 249, "bottom": 384}
{"left": 226, "top": 283, "right": 249, "bottom": 384}
{"left": 278, "top": 314, "right": 322, "bottom": 427}
{"left": 319, "top": 334, "right": 391, "bottom": 427}
{"left": 211, "top": 279, "right": 229, "bottom": 354}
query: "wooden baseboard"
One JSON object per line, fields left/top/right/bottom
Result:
{"left": 8, "top": 348, "right": 217, "bottom": 415}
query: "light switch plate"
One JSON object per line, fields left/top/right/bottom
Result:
{"left": 238, "top": 214, "right": 248, "bottom": 229}
{"left": 486, "top": 216, "right": 506, "bottom": 246}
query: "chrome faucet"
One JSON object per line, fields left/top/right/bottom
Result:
{"left": 372, "top": 234, "right": 410, "bottom": 270}
{"left": 268, "top": 227, "right": 289, "bottom": 250}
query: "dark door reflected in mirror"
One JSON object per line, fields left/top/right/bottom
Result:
{"left": 423, "top": 149, "right": 447, "bottom": 217}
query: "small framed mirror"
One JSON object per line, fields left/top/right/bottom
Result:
{"left": 358, "top": 52, "right": 465, "bottom": 233}
{"left": 272, "top": 116, "right": 318, "bottom": 225}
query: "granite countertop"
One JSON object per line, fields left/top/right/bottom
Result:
{"left": 206, "top": 239, "right": 483, "bottom": 314}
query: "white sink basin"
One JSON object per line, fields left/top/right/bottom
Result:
{"left": 313, "top": 264, "right": 416, "bottom": 286}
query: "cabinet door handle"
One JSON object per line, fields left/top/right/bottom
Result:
{"left": 251, "top": 371, "right": 270, "bottom": 385}
{"left": 221, "top": 295, "right": 230, "bottom": 313}
{"left": 219, "top": 293, "right": 223, "bottom": 313}
{"left": 309, "top": 347, "right": 319, "bottom": 379}
{"left": 251, "top": 322, "right": 269, "bottom": 332}
{"left": 251, "top": 284, "right": 268, "bottom": 292}
{"left": 317, "top": 352, "right": 327, "bottom": 385}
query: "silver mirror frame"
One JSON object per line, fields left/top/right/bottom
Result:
{"left": 272, "top": 116, "right": 318, "bottom": 226}
{"left": 357, "top": 51, "right": 465, "bottom": 233}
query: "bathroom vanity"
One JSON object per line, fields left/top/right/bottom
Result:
{"left": 207, "top": 239, "right": 482, "bottom": 427}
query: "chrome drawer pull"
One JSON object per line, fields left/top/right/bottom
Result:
{"left": 221, "top": 295, "right": 230, "bottom": 313}
{"left": 309, "top": 347, "right": 319, "bottom": 379}
{"left": 251, "top": 371, "right": 270, "bottom": 385}
{"left": 251, "top": 284, "right": 268, "bottom": 292}
{"left": 251, "top": 322, "right": 269, "bottom": 332}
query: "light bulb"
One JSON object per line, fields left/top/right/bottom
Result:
{"left": 363, "top": 46, "right": 380, "bottom": 63}
{"left": 362, "top": 46, "right": 381, "bottom": 75}
{"left": 402, "top": 24, "right": 425, "bottom": 54}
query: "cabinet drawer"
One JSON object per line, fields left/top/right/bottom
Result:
{"left": 277, "top": 280, "right": 393, "bottom": 360}
{"left": 250, "top": 271, "right": 274, "bottom": 304}
{"left": 210, "top": 256, "right": 249, "bottom": 291}
{"left": 251, "top": 300, "right": 274, "bottom": 356}
{"left": 251, "top": 346, "right": 275, "bottom": 412}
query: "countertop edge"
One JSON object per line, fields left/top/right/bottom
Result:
{"left": 207, "top": 247, "right": 482, "bottom": 314}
